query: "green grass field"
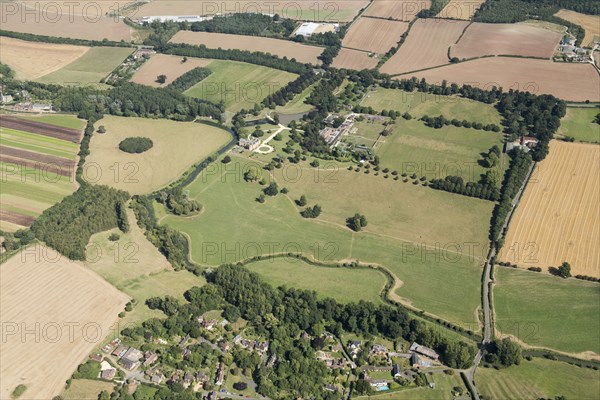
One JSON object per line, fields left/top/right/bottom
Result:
{"left": 37, "top": 47, "right": 133, "bottom": 85}
{"left": 246, "top": 258, "right": 387, "bottom": 304}
{"left": 61, "top": 379, "right": 115, "bottom": 400}
{"left": 376, "top": 118, "right": 507, "bottom": 183}
{"left": 85, "top": 210, "right": 205, "bottom": 328}
{"left": 361, "top": 88, "right": 503, "bottom": 125}
{"left": 275, "top": 81, "right": 318, "bottom": 115}
{"left": 558, "top": 107, "right": 600, "bottom": 143}
{"left": 475, "top": 358, "right": 600, "bottom": 400}
{"left": 18, "top": 114, "right": 86, "bottom": 130}
{"left": 345, "top": 120, "right": 386, "bottom": 148}
{"left": 494, "top": 268, "right": 600, "bottom": 355}
{"left": 162, "top": 155, "right": 489, "bottom": 328}
{"left": 185, "top": 60, "right": 297, "bottom": 112}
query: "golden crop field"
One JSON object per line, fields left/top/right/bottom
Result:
{"left": 342, "top": 17, "right": 409, "bottom": 54}
{"left": 130, "top": 54, "right": 213, "bottom": 87}
{"left": 0, "top": 245, "right": 129, "bottom": 400}
{"left": 0, "top": 36, "right": 89, "bottom": 80}
{"left": 500, "top": 141, "right": 600, "bottom": 277}
{"left": 555, "top": 9, "right": 600, "bottom": 47}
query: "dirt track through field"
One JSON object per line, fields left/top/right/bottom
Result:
{"left": 0, "top": 244, "right": 130, "bottom": 400}
{"left": 500, "top": 141, "right": 600, "bottom": 277}
{"left": 380, "top": 19, "right": 469, "bottom": 75}
{"left": 0, "top": 116, "right": 83, "bottom": 143}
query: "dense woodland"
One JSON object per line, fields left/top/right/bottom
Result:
{"left": 31, "top": 185, "right": 130, "bottom": 260}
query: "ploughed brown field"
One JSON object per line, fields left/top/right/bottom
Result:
{"left": 169, "top": 31, "right": 324, "bottom": 65}
{"left": 400, "top": 57, "right": 600, "bottom": 102}
{"left": 451, "top": 23, "right": 562, "bottom": 60}
{"left": 0, "top": 3, "right": 131, "bottom": 41}
{"left": 437, "top": 0, "right": 485, "bottom": 20}
{"left": 0, "top": 147, "right": 76, "bottom": 177}
{"left": 0, "top": 244, "right": 130, "bottom": 400}
{"left": 0, "top": 37, "right": 89, "bottom": 80}
{"left": 0, "top": 210, "right": 35, "bottom": 227}
{"left": 364, "top": 0, "right": 431, "bottom": 21}
{"left": 555, "top": 9, "right": 600, "bottom": 47}
{"left": 342, "top": 17, "right": 409, "bottom": 54}
{"left": 380, "top": 19, "right": 469, "bottom": 75}
{"left": 332, "top": 48, "right": 379, "bottom": 70}
{"left": 0, "top": 115, "right": 82, "bottom": 143}
{"left": 130, "top": 54, "right": 213, "bottom": 87}
{"left": 500, "top": 141, "right": 600, "bottom": 278}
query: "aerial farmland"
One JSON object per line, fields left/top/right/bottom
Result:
{"left": 1, "top": 1, "right": 599, "bottom": 399}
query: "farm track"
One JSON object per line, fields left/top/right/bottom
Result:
{"left": 0, "top": 116, "right": 82, "bottom": 143}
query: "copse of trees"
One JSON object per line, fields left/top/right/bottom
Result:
{"left": 167, "top": 67, "right": 212, "bottom": 92}
{"left": 484, "top": 338, "right": 522, "bottom": 367}
{"left": 156, "top": 187, "right": 201, "bottom": 216}
{"left": 32, "top": 185, "right": 130, "bottom": 260}
{"left": 346, "top": 213, "right": 368, "bottom": 231}
{"left": 118, "top": 137, "right": 154, "bottom": 153}
{"left": 300, "top": 204, "right": 322, "bottom": 218}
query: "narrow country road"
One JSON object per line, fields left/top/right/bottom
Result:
{"left": 465, "top": 161, "right": 536, "bottom": 399}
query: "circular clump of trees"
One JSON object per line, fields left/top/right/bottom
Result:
{"left": 118, "top": 137, "right": 154, "bottom": 154}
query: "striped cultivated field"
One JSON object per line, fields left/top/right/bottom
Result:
{"left": 500, "top": 141, "right": 600, "bottom": 278}
{"left": 0, "top": 115, "right": 83, "bottom": 231}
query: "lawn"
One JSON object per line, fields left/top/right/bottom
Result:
{"left": 85, "top": 209, "right": 205, "bottom": 328}
{"left": 61, "top": 379, "right": 115, "bottom": 400}
{"left": 344, "top": 120, "right": 386, "bottom": 149}
{"left": 361, "top": 88, "right": 502, "bottom": 125}
{"left": 494, "top": 267, "right": 600, "bottom": 355}
{"left": 558, "top": 107, "right": 600, "bottom": 143}
{"left": 356, "top": 373, "right": 466, "bottom": 400}
{"left": 475, "top": 357, "right": 600, "bottom": 400}
{"left": 37, "top": 47, "right": 133, "bottom": 85}
{"left": 18, "top": 114, "right": 86, "bottom": 130}
{"left": 162, "top": 155, "right": 489, "bottom": 328}
{"left": 185, "top": 60, "right": 297, "bottom": 112}
{"left": 85, "top": 116, "right": 231, "bottom": 194}
{"left": 275, "top": 81, "right": 318, "bottom": 115}
{"left": 246, "top": 258, "right": 387, "bottom": 304}
{"left": 376, "top": 118, "right": 507, "bottom": 183}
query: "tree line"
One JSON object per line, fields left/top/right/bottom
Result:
{"left": 261, "top": 71, "right": 319, "bottom": 108}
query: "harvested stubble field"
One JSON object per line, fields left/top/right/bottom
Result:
{"left": 437, "top": 0, "right": 485, "bottom": 20}
{"left": 17, "top": 1, "right": 135, "bottom": 17}
{"left": 0, "top": 3, "right": 132, "bottom": 41}
{"left": 135, "top": 0, "right": 369, "bottom": 22}
{"left": 37, "top": 46, "right": 134, "bottom": 85}
{"left": 401, "top": 57, "right": 600, "bottom": 102}
{"left": 475, "top": 357, "right": 600, "bottom": 400}
{"left": 380, "top": 19, "right": 469, "bottom": 75}
{"left": 555, "top": 9, "right": 600, "bottom": 47}
{"left": 342, "top": 17, "right": 409, "bottom": 53}
{"left": 130, "top": 54, "right": 213, "bottom": 87}
{"left": 364, "top": 0, "right": 431, "bottom": 21}
{"left": 0, "top": 37, "right": 88, "bottom": 80}
{"left": 494, "top": 268, "right": 600, "bottom": 356}
{"left": 0, "top": 244, "right": 130, "bottom": 400}
{"left": 451, "top": 23, "right": 562, "bottom": 60}
{"left": 500, "top": 141, "right": 600, "bottom": 278}
{"left": 85, "top": 116, "right": 231, "bottom": 194}
{"left": 332, "top": 48, "right": 379, "bottom": 70}
{"left": 169, "top": 31, "right": 324, "bottom": 65}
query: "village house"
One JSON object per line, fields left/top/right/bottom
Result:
{"left": 370, "top": 344, "right": 388, "bottom": 356}
{"left": 90, "top": 354, "right": 103, "bottom": 362}
{"left": 102, "top": 338, "right": 121, "bottom": 353}
{"left": 121, "top": 348, "right": 144, "bottom": 370}
{"left": 392, "top": 364, "right": 401, "bottom": 378}
{"left": 203, "top": 319, "right": 218, "bottom": 330}
{"left": 410, "top": 353, "right": 433, "bottom": 369}
{"left": 100, "top": 361, "right": 116, "bottom": 380}
{"left": 183, "top": 372, "right": 194, "bottom": 388}
{"left": 348, "top": 340, "right": 362, "bottom": 358}
{"left": 151, "top": 373, "right": 165, "bottom": 384}
{"left": 410, "top": 342, "right": 439, "bottom": 360}
{"left": 218, "top": 339, "right": 231, "bottom": 352}
{"left": 215, "top": 362, "right": 225, "bottom": 386}
{"left": 179, "top": 334, "right": 191, "bottom": 347}
{"left": 143, "top": 351, "right": 158, "bottom": 367}
{"left": 207, "top": 391, "right": 217, "bottom": 400}
{"left": 112, "top": 345, "right": 128, "bottom": 359}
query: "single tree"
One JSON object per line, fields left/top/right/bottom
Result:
{"left": 156, "top": 74, "right": 167, "bottom": 84}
